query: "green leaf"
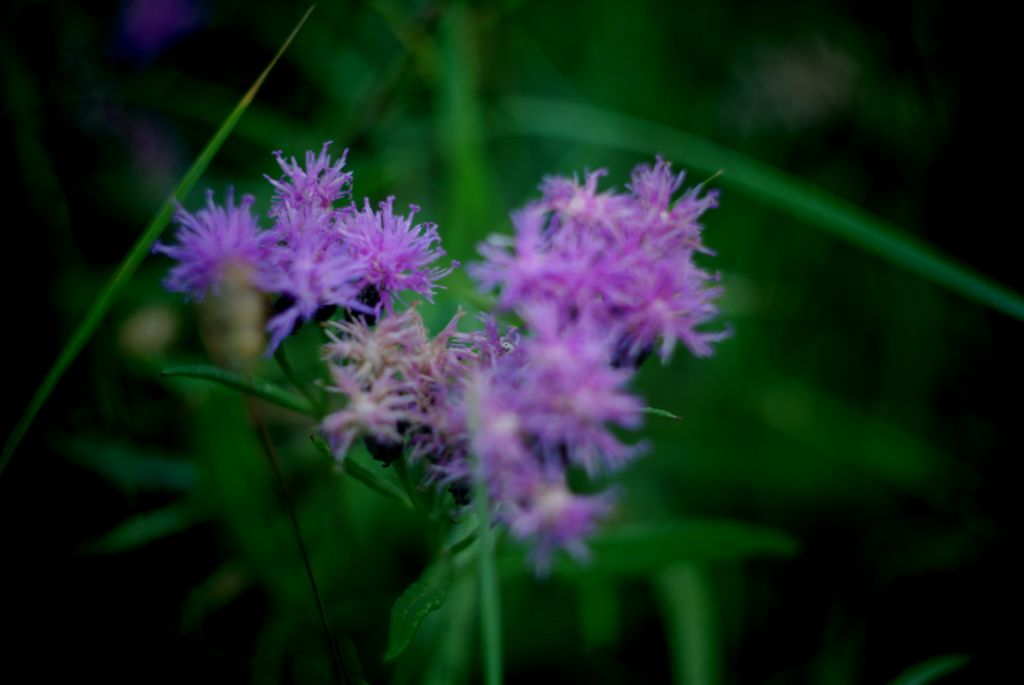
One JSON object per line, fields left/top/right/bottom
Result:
{"left": 384, "top": 560, "right": 454, "bottom": 661}
{"left": 656, "top": 564, "right": 721, "bottom": 685}
{"left": 0, "top": 6, "right": 316, "bottom": 477}
{"left": 162, "top": 364, "right": 316, "bottom": 416}
{"left": 888, "top": 654, "right": 970, "bottom": 685}
{"left": 310, "top": 435, "right": 414, "bottom": 510}
{"left": 56, "top": 437, "right": 197, "bottom": 494}
{"left": 84, "top": 501, "right": 204, "bottom": 554}
{"left": 502, "top": 519, "right": 799, "bottom": 577}
{"left": 644, "top": 406, "right": 682, "bottom": 420}
{"left": 181, "top": 559, "right": 252, "bottom": 631}
{"left": 501, "top": 96, "right": 1024, "bottom": 321}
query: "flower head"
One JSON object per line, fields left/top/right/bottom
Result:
{"left": 266, "top": 141, "right": 352, "bottom": 221}
{"left": 262, "top": 230, "right": 365, "bottom": 353}
{"left": 322, "top": 366, "right": 420, "bottom": 460}
{"left": 153, "top": 189, "right": 268, "bottom": 300}
{"left": 473, "top": 158, "right": 728, "bottom": 363}
{"left": 505, "top": 479, "right": 616, "bottom": 573}
{"left": 341, "top": 197, "right": 457, "bottom": 313}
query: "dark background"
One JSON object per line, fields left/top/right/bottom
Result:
{"left": 1, "top": 0, "right": 1021, "bottom": 682}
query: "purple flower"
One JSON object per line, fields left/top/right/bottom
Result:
{"left": 153, "top": 189, "right": 268, "bottom": 300}
{"left": 266, "top": 142, "right": 353, "bottom": 223}
{"left": 322, "top": 366, "right": 420, "bottom": 460}
{"left": 472, "top": 157, "right": 727, "bottom": 364}
{"left": 340, "top": 197, "right": 458, "bottom": 313}
{"left": 505, "top": 479, "right": 616, "bottom": 573}
{"left": 464, "top": 365, "right": 619, "bottom": 571}
{"left": 323, "top": 307, "right": 429, "bottom": 384}
{"left": 262, "top": 230, "right": 365, "bottom": 353}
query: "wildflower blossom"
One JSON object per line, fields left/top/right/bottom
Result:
{"left": 323, "top": 308, "right": 428, "bottom": 384}
{"left": 505, "top": 479, "right": 616, "bottom": 573}
{"left": 266, "top": 141, "right": 352, "bottom": 222}
{"left": 341, "top": 197, "right": 457, "bottom": 314}
{"left": 262, "top": 230, "right": 365, "bottom": 353}
{"left": 322, "top": 366, "right": 420, "bottom": 460}
{"left": 157, "top": 150, "right": 726, "bottom": 574}
{"left": 153, "top": 189, "right": 268, "bottom": 300}
{"left": 473, "top": 157, "right": 728, "bottom": 363}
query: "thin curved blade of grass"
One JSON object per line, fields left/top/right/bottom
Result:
{"left": 501, "top": 96, "right": 1024, "bottom": 321}
{"left": 888, "top": 654, "right": 970, "bottom": 685}
{"left": 0, "top": 6, "right": 316, "bottom": 478}
{"left": 162, "top": 364, "right": 316, "bottom": 416}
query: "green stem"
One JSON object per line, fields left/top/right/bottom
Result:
{"left": 245, "top": 394, "right": 350, "bottom": 685}
{"left": 443, "top": 527, "right": 480, "bottom": 558}
{"left": 393, "top": 457, "right": 440, "bottom": 551}
{"left": 274, "top": 344, "right": 323, "bottom": 416}
{"left": 475, "top": 477, "right": 503, "bottom": 685}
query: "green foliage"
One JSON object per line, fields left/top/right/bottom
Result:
{"left": 0, "top": 7, "right": 316, "bottom": 476}
{"left": 384, "top": 560, "right": 454, "bottom": 661}
{"left": 162, "top": 364, "right": 317, "bottom": 416}
{"left": 84, "top": 502, "right": 205, "bottom": 554}
{"left": 887, "top": 654, "right": 971, "bottom": 685}
{"left": 310, "top": 435, "right": 414, "bottom": 509}
{"left": 57, "top": 438, "right": 197, "bottom": 494}
{"left": 643, "top": 406, "right": 682, "bottom": 420}
{"left": 501, "top": 519, "right": 798, "bottom": 578}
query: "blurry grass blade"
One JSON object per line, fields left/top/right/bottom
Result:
{"left": 384, "top": 560, "right": 454, "bottom": 661}
{"left": 475, "top": 472, "right": 503, "bottom": 685}
{"left": 84, "top": 501, "right": 204, "bottom": 554}
{"left": 0, "top": 6, "right": 316, "bottom": 477}
{"left": 311, "top": 435, "right": 414, "bottom": 509}
{"left": 644, "top": 406, "right": 682, "bottom": 420}
{"left": 502, "top": 96, "right": 1024, "bottom": 321}
{"left": 424, "top": 575, "right": 476, "bottom": 685}
{"left": 162, "top": 364, "right": 316, "bottom": 416}
{"left": 656, "top": 564, "right": 721, "bottom": 685}
{"left": 888, "top": 654, "right": 970, "bottom": 685}
{"left": 57, "top": 437, "right": 197, "bottom": 493}
{"left": 501, "top": 518, "right": 799, "bottom": 577}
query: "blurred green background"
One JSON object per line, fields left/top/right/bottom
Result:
{"left": 1, "top": 0, "right": 1020, "bottom": 683}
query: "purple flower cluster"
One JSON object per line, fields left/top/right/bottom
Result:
{"left": 154, "top": 142, "right": 456, "bottom": 353}
{"left": 158, "top": 150, "right": 726, "bottom": 572}
{"left": 473, "top": 158, "right": 728, "bottom": 362}
{"left": 462, "top": 160, "right": 727, "bottom": 569}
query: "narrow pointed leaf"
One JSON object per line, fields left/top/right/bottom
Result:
{"left": 502, "top": 96, "right": 1024, "bottom": 321}
{"left": 1, "top": 6, "right": 316, "bottom": 477}
{"left": 384, "top": 560, "right": 454, "bottom": 661}
{"left": 162, "top": 364, "right": 316, "bottom": 416}
{"left": 644, "top": 406, "right": 681, "bottom": 420}
{"left": 57, "top": 437, "right": 197, "bottom": 493}
{"left": 84, "top": 502, "right": 204, "bottom": 554}
{"left": 888, "top": 654, "right": 970, "bottom": 685}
